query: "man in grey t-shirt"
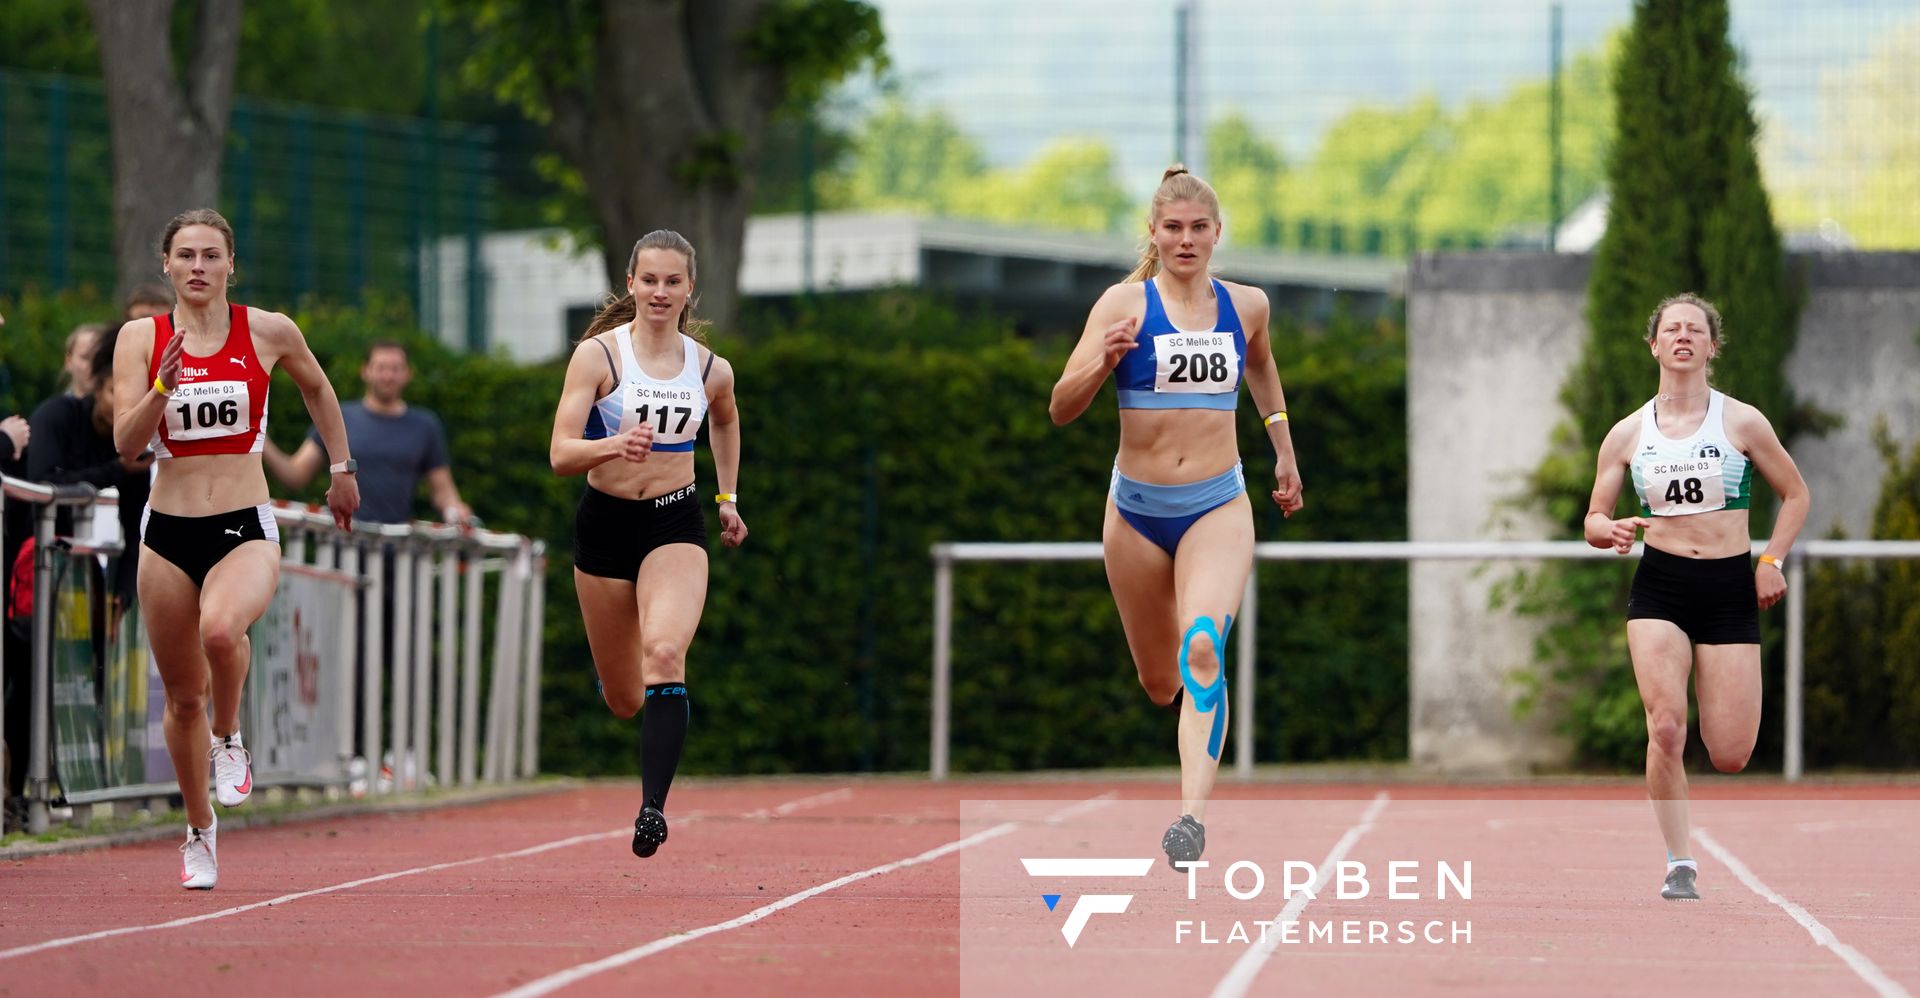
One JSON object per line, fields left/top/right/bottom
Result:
{"left": 265, "top": 341, "right": 472, "bottom": 525}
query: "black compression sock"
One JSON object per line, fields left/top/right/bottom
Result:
{"left": 640, "top": 682, "right": 690, "bottom": 812}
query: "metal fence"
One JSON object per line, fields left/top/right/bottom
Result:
{"left": 0, "top": 69, "right": 494, "bottom": 349}
{"left": 927, "top": 538, "right": 1920, "bottom": 782}
{"left": 1, "top": 473, "right": 544, "bottom": 834}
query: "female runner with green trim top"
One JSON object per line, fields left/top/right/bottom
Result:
{"left": 1583, "top": 293, "right": 1809, "bottom": 901}
{"left": 1050, "top": 165, "right": 1304, "bottom": 872}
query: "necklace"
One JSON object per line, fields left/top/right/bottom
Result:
{"left": 1656, "top": 388, "right": 1706, "bottom": 403}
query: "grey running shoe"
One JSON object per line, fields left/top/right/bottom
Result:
{"left": 1162, "top": 814, "right": 1206, "bottom": 872}
{"left": 1661, "top": 865, "right": 1699, "bottom": 900}
{"left": 632, "top": 805, "right": 668, "bottom": 858}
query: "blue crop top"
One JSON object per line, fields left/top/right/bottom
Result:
{"left": 1113, "top": 278, "right": 1246, "bottom": 410}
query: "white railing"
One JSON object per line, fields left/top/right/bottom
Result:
{"left": 927, "top": 539, "right": 1920, "bottom": 783}
{"left": 2, "top": 473, "right": 547, "bottom": 833}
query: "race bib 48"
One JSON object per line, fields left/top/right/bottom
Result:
{"left": 1646, "top": 456, "right": 1727, "bottom": 515}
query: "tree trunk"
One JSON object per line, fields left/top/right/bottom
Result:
{"left": 87, "top": 0, "right": 242, "bottom": 303}
{"left": 546, "top": 0, "right": 781, "bottom": 335}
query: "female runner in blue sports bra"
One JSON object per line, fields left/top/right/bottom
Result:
{"left": 1050, "top": 165, "right": 1304, "bottom": 871}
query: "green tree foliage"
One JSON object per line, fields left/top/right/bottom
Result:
{"left": 2, "top": 0, "right": 450, "bottom": 116}
{"left": 1772, "top": 21, "right": 1920, "bottom": 249}
{"left": 1207, "top": 112, "right": 1286, "bottom": 246}
{"left": 1803, "top": 425, "right": 1920, "bottom": 767}
{"left": 833, "top": 102, "right": 1131, "bottom": 232}
{"left": 826, "top": 41, "right": 1614, "bottom": 249}
{"left": 0, "top": 290, "right": 111, "bottom": 417}
{"left": 1272, "top": 42, "right": 1614, "bottom": 252}
{"left": 1513, "top": 0, "right": 1804, "bottom": 769}
{"left": 751, "top": 103, "right": 860, "bottom": 215}
{"left": 838, "top": 100, "right": 989, "bottom": 215}
{"left": 1574, "top": 1, "right": 1797, "bottom": 467}
{"left": 0, "top": 0, "right": 99, "bottom": 76}
{"left": 946, "top": 140, "right": 1132, "bottom": 233}
{"left": 442, "top": 0, "right": 887, "bottom": 332}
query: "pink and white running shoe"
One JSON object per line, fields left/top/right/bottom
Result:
{"left": 211, "top": 732, "right": 252, "bottom": 807}
{"left": 179, "top": 817, "right": 217, "bottom": 890}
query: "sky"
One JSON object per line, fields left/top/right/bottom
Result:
{"left": 856, "top": 0, "right": 1919, "bottom": 196}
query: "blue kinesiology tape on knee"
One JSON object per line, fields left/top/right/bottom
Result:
{"left": 1178, "top": 617, "right": 1229, "bottom": 761}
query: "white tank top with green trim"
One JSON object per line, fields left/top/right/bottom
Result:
{"left": 1629, "top": 390, "right": 1753, "bottom": 517}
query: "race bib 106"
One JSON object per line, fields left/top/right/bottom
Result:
{"left": 1646, "top": 456, "right": 1727, "bottom": 515}
{"left": 163, "top": 380, "right": 252, "bottom": 441}
{"left": 1153, "top": 332, "right": 1238, "bottom": 393}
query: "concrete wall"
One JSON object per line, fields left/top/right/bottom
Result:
{"left": 1407, "top": 251, "right": 1920, "bottom": 773}
{"left": 1784, "top": 254, "right": 1920, "bottom": 539}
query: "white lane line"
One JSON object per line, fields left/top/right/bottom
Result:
{"left": 1696, "top": 827, "right": 1911, "bottom": 998}
{"left": 1210, "top": 792, "right": 1392, "bottom": 998}
{"left": 0, "top": 828, "right": 624, "bottom": 962}
{"left": 490, "top": 793, "right": 1117, "bottom": 998}
{"left": 743, "top": 786, "right": 854, "bottom": 819}
{"left": 0, "top": 788, "right": 842, "bottom": 961}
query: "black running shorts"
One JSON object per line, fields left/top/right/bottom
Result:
{"left": 572, "top": 482, "right": 707, "bottom": 582}
{"left": 1626, "top": 545, "right": 1761, "bottom": 645}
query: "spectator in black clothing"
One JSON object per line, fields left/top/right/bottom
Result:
{"left": 27, "top": 324, "right": 154, "bottom": 606}
{"left": 1, "top": 308, "right": 34, "bottom": 819}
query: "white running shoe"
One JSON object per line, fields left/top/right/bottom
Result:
{"left": 211, "top": 732, "right": 253, "bottom": 807}
{"left": 179, "top": 817, "right": 217, "bottom": 890}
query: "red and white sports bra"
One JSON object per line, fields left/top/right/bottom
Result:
{"left": 148, "top": 304, "right": 271, "bottom": 459}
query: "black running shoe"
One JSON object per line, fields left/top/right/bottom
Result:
{"left": 633, "top": 805, "right": 668, "bottom": 858}
{"left": 1661, "top": 865, "right": 1699, "bottom": 900}
{"left": 1162, "top": 814, "right": 1206, "bottom": 872}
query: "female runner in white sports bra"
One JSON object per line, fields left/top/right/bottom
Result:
{"left": 1583, "top": 293, "right": 1809, "bottom": 901}
{"left": 549, "top": 229, "right": 746, "bottom": 860}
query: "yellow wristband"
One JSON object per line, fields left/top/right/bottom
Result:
{"left": 1759, "top": 554, "right": 1785, "bottom": 570}
{"left": 714, "top": 493, "right": 738, "bottom": 504}
{"left": 153, "top": 376, "right": 172, "bottom": 395}
{"left": 1264, "top": 410, "right": 1288, "bottom": 426}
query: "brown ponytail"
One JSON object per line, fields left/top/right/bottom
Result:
{"left": 581, "top": 229, "right": 711, "bottom": 342}
{"left": 1124, "top": 164, "right": 1223, "bottom": 283}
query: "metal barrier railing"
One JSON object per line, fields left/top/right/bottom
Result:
{"left": 2, "top": 473, "right": 546, "bottom": 834}
{"left": 927, "top": 539, "right": 1920, "bottom": 783}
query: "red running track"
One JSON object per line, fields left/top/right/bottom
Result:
{"left": 1, "top": 778, "right": 1915, "bottom": 997}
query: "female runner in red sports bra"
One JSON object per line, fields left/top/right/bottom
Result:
{"left": 112, "top": 208, "right": 359, "bottom": 889}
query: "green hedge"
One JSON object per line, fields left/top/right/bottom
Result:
{"left": 2, "top": 288, "right": 1409, "bottom": 774}
{"left": 1803, "top": 426, "right": 1920, "bottom": 768}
